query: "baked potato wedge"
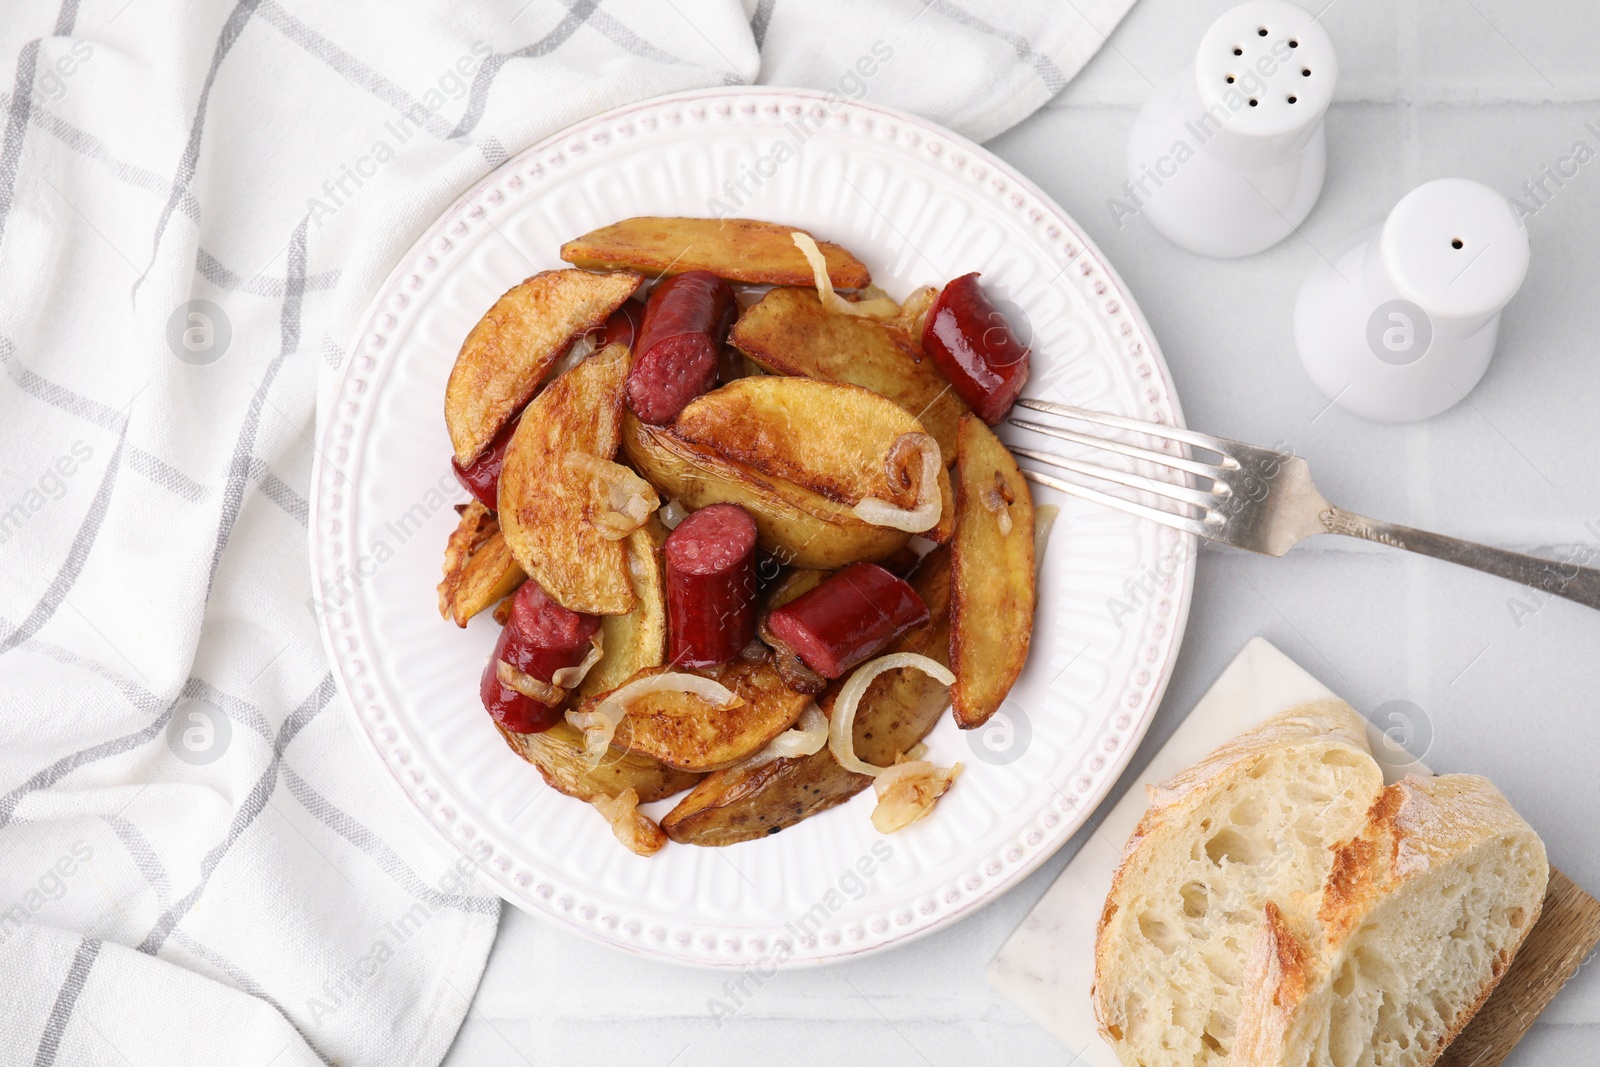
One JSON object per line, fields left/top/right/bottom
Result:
{"left": 441, "top": 534, "right": 524, "bottom": 627}
{"left": 437, "top": 500, "right": 497, "bottom": 609}
{"left": 673, "top": 377, "right": 955, "bottom": 543}
{"left": 730, "top": 287, "right": 969, "bottom": 460}
{"left": 950, "top": 414, "right": 1034, "bottom": 728}
{"left": 661, "top": 546, "right": 953, "bottom": 846}
{"left": 560, "top": 217, "right": 870, "bottom": 289}
{"left": 621, "top": 413, "right": 912, "bottom": 569}
{"left": 445, "top": 268, "right": 640, "bottom": 465}
{"left": 437, "top": 501, "right": 526, "bottom": 626}
{"left": 496, "top": 721, "right": 699, "bottom": 803}
{"left": 579, "top": 523, "right": 667, "bottom": 699}
{"left": 591, "top": 661, "right": 813, "bottom": 773}
{"left": 498, "top": 342, "right": 645, "bottom": 615}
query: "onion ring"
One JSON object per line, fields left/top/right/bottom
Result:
{"left": 826, "top": 653, "right": 954, "bottom": 777}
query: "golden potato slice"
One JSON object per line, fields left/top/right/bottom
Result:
{"left": 446, "top": 268, "right": 640, "bottom": 465}
{"left": 438, "top": 501, "right": 525, "bottom": 625}
{"left": 590, "top": 661, "right": 812, "bottom": 773}
{"left": 950, "top": 414, "right": 1034, "bottom": 728}
{"left": 561, "top": 217, "right": 870, "bottom": 289}
{"left": 730, "top": 287, "right": 969, "bottom": 460}
{"left": 676, "top": 377, "right": 919, "bottom": 505}
{"left": 496, "top": 721, "right": 699, "bottom": 803}
{"left": 661, "top": 546, "right": 953, "bottom": 846}
{"left": 438, "top": 501, "right": 496, "bottom": 601}
{"left": 498, "top": 342, "right": 635, "bottom": 615}
{"left": 621, "top": 413, "right": 911, "bottom": 569}
{"left": 673, "top": 377, "right": 955, "bottom": 542}
{"left": 579, "top": 524, "right": 667, "bottom": 699}
{"left": 440, "top": 532, "right": 524, "bottom": 627}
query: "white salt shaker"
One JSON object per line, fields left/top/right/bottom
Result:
{"left": 1294, "top": 178, "right": 1530, "bottom": 422}
{"left": 1122, "top": 0, "right": 1336, "bottom": 257}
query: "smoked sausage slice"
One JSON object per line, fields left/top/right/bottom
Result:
{"left": 765, "top": 562, "right": 929, "bottom": 679}
{"left": 626, "top": 270, "right": 735, "bottom": 424}
{"left": 664, "top": 503, "right": 758, "bottom": 668}
{"left": 480, "top": 580, "right": 600, "bottom": 733}
{"left": 921, "top": 272, "right": 1031, "bottom": 425}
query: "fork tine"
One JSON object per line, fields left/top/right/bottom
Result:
{"left": 1010, "top": 445, "right": 1221, "bottom": 512}
{"left": 1020, "top": 469, "right": 1213, "bottom": 539}
{"left": 1007, "top": 418, "right": 1227, "bottom": 481}
{"left": 1015, "top": 398, "right": 1239, "bottom": 458}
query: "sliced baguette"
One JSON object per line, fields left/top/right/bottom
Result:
{"left": 1232, "top": 773, "right": 1549, "bottom": 1067}
{"left": 1092, "top": 700, "right": 1383, "bottom": 1067}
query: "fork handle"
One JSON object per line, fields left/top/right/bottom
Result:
{"left": 1322, "top": 507, "right": 1600, "bottom": 610}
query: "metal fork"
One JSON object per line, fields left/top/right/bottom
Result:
{"left": 1007, "top": 399, "right": 1600, "bottom": 610}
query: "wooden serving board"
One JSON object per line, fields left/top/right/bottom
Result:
{"left": 989, "top": 638, "right": 1598, "bottom": 1067}
{"left": 1439, "top": 866, "right": 1600, "bottom": 1066}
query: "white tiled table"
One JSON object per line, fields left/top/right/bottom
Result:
{"left": 446, "top": 2, "right": 1600, "bottom": 1062}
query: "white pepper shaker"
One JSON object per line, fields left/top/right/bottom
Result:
{"left": 1294, "top": 178, "right": 1530, "bottom": 422}
{"left": 1122, "top": 0, "right": 1336, "bottom": 257}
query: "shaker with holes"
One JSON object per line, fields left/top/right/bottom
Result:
{"left": 1121, "top": 0, "right": 1337, "bottom": 257}
{"left": 1294, "top": 178, "right": 1530, "bottom": 421}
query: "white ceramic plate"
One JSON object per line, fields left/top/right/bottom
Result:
{"left": 311, "top": 87, "right": 1195, "bottom": 968}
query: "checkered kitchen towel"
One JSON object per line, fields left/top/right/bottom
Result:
{"left": 0, "top": 1, "right": 1133, "bottom": 1063}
